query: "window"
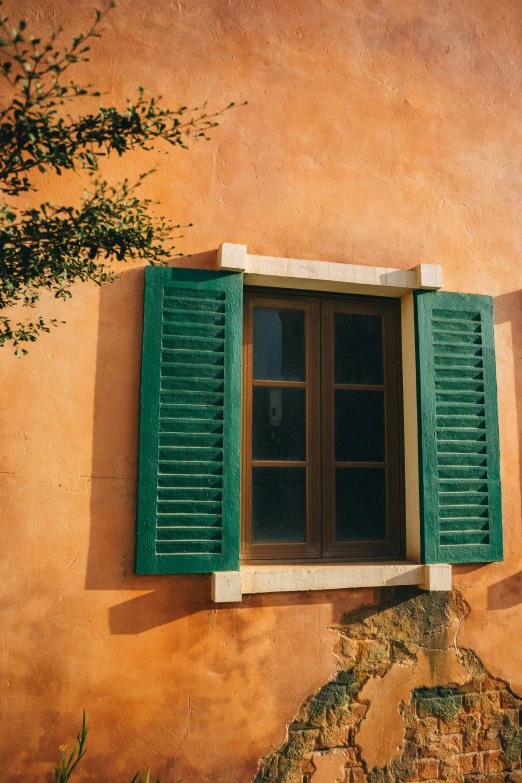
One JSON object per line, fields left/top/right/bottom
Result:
{"left": 241, "top": 289, "right": 404, "bottom": 561}
{"left": 135, "top": 264, "right": 503, "bottom": 583}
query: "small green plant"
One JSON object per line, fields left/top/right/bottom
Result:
{"left": 51, "top": 713, "right": 178, "bottom": 783}
{"left": 51, "top": 713, "right": 87, "bottom": 783}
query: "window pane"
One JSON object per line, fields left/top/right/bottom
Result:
{"left": 335, "top": 390, "right": 385, "bottom": 462}
{"left": 335, "top": 468, "right": 386, "bottom": 541}
{"left": 252, "top": 468, "right": 306, "bottom": 543}
{"left": 253, "top": 388, "right": 306, "bottom": 461}
{"left": 253, "top": 308, "right": 305, "bottom": 381}
{"left": 334, "top": 313, "right": 383, "bottom": 385}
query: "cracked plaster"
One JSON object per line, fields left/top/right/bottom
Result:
{"left": 253, "top": 589, "right": 522, "bottom": 783}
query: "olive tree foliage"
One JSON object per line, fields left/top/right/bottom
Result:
{"left": 0, "top": 1, "right": 239, "bottom": 355}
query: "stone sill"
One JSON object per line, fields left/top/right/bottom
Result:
{"left": 211, "top": 563, "right": 452, "bottom": 603}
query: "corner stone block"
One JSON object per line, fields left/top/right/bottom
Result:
{"left": 217, "top": 242, "right": 247, "bottom": 272}
{"left": 414, "top": 263, "right": 443, "bottom": 290}
{"left": 211, "top": 571, "right": 243, "bottom": 603}
{"left": 420, "top": 564, "right": 452, "bottom": 592}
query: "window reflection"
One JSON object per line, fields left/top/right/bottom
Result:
{"left": 253, "top": 308, "right": 305, "bottom": 381}
{"left": 253, "top": 387, "right": 306, "bottom": 461}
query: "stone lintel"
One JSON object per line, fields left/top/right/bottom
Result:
{"left": 414, "top": 263, "right": 443, "bottom": 289}
{"left": 217, "top": 242, "right": 247, "bottom": 271}
{"left": 217, "top": 243, "right": 443, "bottom": 297}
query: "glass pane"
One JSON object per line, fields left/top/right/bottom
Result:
{"left": 253, "top": 388, "right": 306, "bottom": 461}
{"left": 335, "top": 390, "right": 384, "bottom": 462}
{"left": 334, "top": 313, "right": 383, "bottom": 384}
{"left": 252, "top": 468, "right": 306, "bottom": 543}
{"left": 253, "top": 308, "right": 305, "bottom": 381}
{"left": 335, "top": 468, "right": 386, "bottom": 541}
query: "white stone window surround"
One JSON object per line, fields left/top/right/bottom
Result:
{"left": 211, "top": 243, "right": 451, "bottom": 602}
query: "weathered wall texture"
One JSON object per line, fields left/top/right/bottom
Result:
{"left": 2, "top": 0, "right": 522, "bottom": 781}
{"left": 255, "top": 590, "right": 522, "bottom": 783}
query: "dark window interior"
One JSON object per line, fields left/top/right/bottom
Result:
{"left": 241, "top": 289, "right": 404, "bottom": 561}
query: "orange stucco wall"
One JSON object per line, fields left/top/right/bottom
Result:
{"left": 2, "top": 0, "right": 522, "bottom": 780}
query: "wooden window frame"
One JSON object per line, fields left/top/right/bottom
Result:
{"left": 241, "top": 287, "right": 405, "bottom": 562}
{"left": 321, "top": 297, "right": 403, "bottom": 559}
{"left": 242, "top": 293, "right": 321, "bottom": 559}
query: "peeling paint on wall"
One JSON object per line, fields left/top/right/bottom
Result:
{"left": 253, "top": 589, "right": 522, "bottom": 783}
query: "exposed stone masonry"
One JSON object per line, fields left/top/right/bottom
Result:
{"left": 253, "top": 589, "right": 522, "bottom": 783}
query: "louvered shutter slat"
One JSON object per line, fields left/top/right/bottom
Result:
{"left": 136, "top": 267, "right": 242, "bottom": 574}
{"left": 414, "top": 291, "right": 503, "bottom": 564}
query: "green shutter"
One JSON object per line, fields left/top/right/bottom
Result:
{"left": 414, "top": 290, "right": 502, "bottom": 564}
{"left": 136, "top": 267, "right": 242, "bottom": 574}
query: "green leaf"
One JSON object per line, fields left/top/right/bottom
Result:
{"left": 0, "top": 0, "right": 243, "bottom": 353}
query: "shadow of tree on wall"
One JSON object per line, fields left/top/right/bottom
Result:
{"left": 254, "top": 588, "right": 522, "bottom": 783}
